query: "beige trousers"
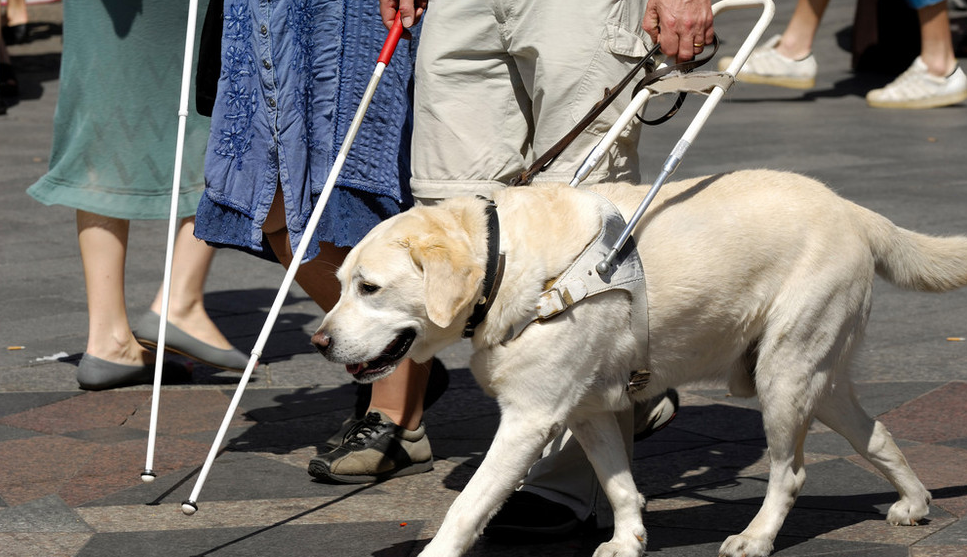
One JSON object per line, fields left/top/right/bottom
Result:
{"left": 411, "top": 0, "right": 654, "bottom": 201}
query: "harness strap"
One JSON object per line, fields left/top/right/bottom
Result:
{"left": 502, "top": 193, "right": 645, "bottom": 343}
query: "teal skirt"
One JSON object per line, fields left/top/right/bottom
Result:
{"left": 27, "top": 0, "right": 210, "bottom": 220}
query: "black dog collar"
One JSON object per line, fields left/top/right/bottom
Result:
{"left": 463, "top": 199, "right": 505, "bottom": 338}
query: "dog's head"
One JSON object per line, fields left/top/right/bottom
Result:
{"left": 312, "top": 202, "right": 486, "bottom": 383}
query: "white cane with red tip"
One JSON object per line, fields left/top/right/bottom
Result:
{"left": 180, "top": 13, "right": 406, "bottom": 515}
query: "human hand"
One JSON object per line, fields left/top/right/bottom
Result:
{"left": 379, "top": 0, "right": 428, "bottom": 32}
{"left": 642, "top": 0, "right": 715, "bottom": 61}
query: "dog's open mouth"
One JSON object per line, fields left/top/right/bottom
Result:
{"left": 345, "top": 328, "right": 417, "bottom": 379}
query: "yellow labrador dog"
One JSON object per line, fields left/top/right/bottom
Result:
{"left": 313, "top": 169, "right": 967, "bottom": 557}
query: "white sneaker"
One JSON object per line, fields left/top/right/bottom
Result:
{"left": 866, "top": 57, "right": 967, "bottom": 109}
{"left": 718, "top": 34, "right": 817, "bottom": 89}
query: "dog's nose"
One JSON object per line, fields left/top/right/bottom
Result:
{"left": 311, "top": 330, "right": 331, "bottom": 355}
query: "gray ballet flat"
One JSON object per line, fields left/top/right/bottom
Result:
{"left": 76, "top": 353, "right": 188, "bottom": 391}
{"left": 133, "top": 312, "right": 249, "bottom": 371}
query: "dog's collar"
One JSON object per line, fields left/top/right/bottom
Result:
{"left": 463, "top": 199, "right": 506, "bottom": 338}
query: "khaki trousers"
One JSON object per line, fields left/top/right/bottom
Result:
{"left": 412, "top": 0, "right": 654, "bottom": 201}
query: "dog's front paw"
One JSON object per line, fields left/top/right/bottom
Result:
{"left": 592, "top": 534, "right": 646, "bottom": 557}
{"left": 887, "top": 493, "right": 931, "bottom": 526}
{"left": 718, "top": 533, "right": 773, "bottom": 557}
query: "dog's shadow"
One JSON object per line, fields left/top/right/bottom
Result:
{"left": 221, "top": 377, "right": 967, "bottom": 556}
{"left": 422, "top": 391, "right": 967, "bottom": 556}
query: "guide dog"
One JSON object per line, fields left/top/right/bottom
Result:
{"left": 312, "top": 169, "right": 966, "bottom": 557}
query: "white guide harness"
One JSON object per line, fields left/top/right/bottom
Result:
{"left": 501, "top": 193, "right": 651, "bottom": 392}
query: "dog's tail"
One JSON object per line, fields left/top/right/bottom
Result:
{"left": 859, "top": 205, "right": 967, "bottom": 292}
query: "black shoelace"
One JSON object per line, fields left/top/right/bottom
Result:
{"left": 342, "top": 412, "right": 386, "bottom": 447}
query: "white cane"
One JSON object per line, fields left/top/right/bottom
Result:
{"left": 141, "top": 0, "right": 201, "bottom": 484}
{"left": 181, "top": 13, "right": 406, "bottom": 515}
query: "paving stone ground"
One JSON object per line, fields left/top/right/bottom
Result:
{"left": 1, "top": 2, "right": 966, "bottom": 556}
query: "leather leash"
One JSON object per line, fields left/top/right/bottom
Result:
{"left": 510, "top": 36, "right": 720, "bottom": 187}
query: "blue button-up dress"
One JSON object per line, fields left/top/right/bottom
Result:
{"left": 195, "top": 0, "right": 418, "bottom": 262}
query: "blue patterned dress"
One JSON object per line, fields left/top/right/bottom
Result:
{"left": 195, "top": 0, "right": 418, "bottom": 262}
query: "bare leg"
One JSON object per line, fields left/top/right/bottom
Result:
{"left": 77, "top": 210, "right": 153, "bottom": 366}
{"left": 775, "top": 0, "right": 830, "bottom": 59}
{"left": 917, "top": 2, "right": 957, "bottom": 77}
{"left": 369, "top": 359, "right": 430, "bottom": 430}
{"left": 2, "top": 0, "right": 28, "bottom": 27}
{"left": 148, "top": 217, "right": 233, "bottom": 350}
{"left": 261, "top": 188, "right": 428, "bottom": 428}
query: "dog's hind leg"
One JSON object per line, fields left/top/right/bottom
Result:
{"left": 719, "top": 356, "right": 819, "bottom": 557}
{"left": 814, "top": 380, "right": 931, "bottom": 525}
{"left": 418, "top": 408, "right": 563, "bottom": 557}
{"left": 569, "top": 412, "right": 647, "bottom": 557}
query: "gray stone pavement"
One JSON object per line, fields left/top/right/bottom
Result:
{"left": 1, "top": 2, "right": 966, "bottom": 556}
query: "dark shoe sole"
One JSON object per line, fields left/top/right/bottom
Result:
{"left": 307, "top": 457, "right": 433, "bottom": 484}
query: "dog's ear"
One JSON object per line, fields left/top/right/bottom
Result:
{"left": 411, "top": 239, "right": 484, "bottom": 329}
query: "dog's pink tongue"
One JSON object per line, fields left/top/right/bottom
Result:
{"left": 346, "top": 363, "right": 365, "bottom": 376}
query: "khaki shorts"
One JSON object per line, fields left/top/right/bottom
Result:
{"left": 412, "top": 0, "right": 654, "bottom": 202}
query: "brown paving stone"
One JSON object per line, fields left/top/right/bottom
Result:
{"left": 0, "top": 430, "right": 212, "bottom": 508}
{"left": 0, "top": 532, "right": 91, "bottom": 557}
{"left": 848, "top": 443, "right": 967, "bottom": 518}
{"left": 0, "top": 436, "right": 99, "bottom": 506}
{"left": 122, "top": 389, "right": 250, "bottom": 435}
{"left": 0, "top": 391, "right": 149, "bottom": 435}
{"left": 879, "top": 382, "right": 967, "bottom": 444}
{"left": 61, "top": 437, "right": 212, "bottom": 507}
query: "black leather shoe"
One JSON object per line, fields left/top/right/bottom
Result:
{"left": 483, "top": 490, "right": 583, "bottom": 540}
{"left": 2, "top": 24, "right": 28, "bottom": 45}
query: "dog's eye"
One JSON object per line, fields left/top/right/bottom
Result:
{"left": 359, "top": 282, "right": 381, "bottom": 295}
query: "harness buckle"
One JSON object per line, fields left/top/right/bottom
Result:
{"left": 536, "top": 289, "right": 567, "bottom": 320}
{"left": 537, "top": 280, "right": 592, "bottom": 320}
